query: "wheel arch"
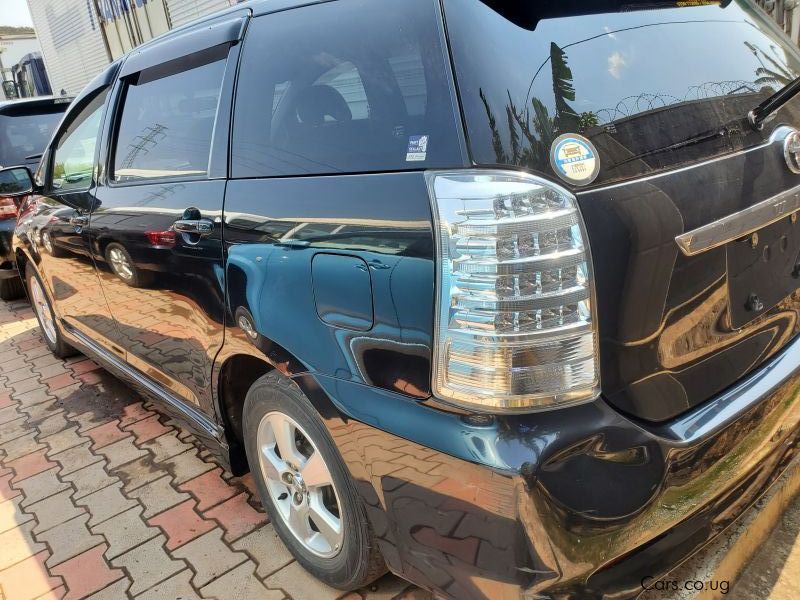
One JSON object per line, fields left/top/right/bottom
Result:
{"left": 214, "top": 339, "right": 309, "bottom": 476}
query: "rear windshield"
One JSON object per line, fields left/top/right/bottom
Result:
{"left": 444, "top": 0, "right": 800, "bottom": 187}
{"left": 0, "top": 105, "right": 66, "bottom": 167}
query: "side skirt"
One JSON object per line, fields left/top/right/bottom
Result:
{"left": 61, "top": 321, "right": 232, "bottom": 469}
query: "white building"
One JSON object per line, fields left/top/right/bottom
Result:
{"left": 26, "top": 0, "right": 238, "bottom": 96}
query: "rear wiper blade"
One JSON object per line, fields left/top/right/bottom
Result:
{"left": 748, "top": 75, "right": 800, "bottom": 130}
{"left": 610, "top": 80, "right": 800, "bottom": 169}
{"left": 608, "top": 116, "right": 747, "bottom": 170}
{"left": 24, "top": 153, "right": 42, "bottom": 161}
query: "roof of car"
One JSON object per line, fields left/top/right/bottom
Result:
{"left": 0, "top": 96, "right": 73, "bottom": 113}
{"left": 132, "top": 0, "right": 330, "bottom": 52}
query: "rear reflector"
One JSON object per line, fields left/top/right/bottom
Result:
{"left": 427, "top": 170, "right": 599, "bottom": 412}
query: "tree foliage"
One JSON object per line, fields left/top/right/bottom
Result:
{"left": 0, "top": 26, "right": 35, "bottom": 36}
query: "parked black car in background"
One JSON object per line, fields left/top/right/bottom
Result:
{"left": 2, "top": 0, "right": 800, "bottom": 597}
{"left": 0, "top": 96, "right": 71, "bottom": 299}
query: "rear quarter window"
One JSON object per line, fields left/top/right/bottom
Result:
{"left": 231, "top": 0, "right": 462, "bottom": 178}
{"left": 444, "top": 0, "right": 800, "bottom": 187}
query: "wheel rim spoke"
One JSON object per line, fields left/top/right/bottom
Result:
{"left": 259, "top": 444, "right": 286, "bottom": 481}
{"left": 308, "top": 495, "right": 342, "bottom": 550}
{"left": 268, "top": 413, "right": 305, "bottom": 468}
{"left": 288, "top": 502, "right": 310, "bottom": 540}
{"left": 300, "top": 450, "right": 332, "bottom": 488}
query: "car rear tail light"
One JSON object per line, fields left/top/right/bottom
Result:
{"left": 0, "top": 197, "right": 18, "bottom": 220}
{"left": 427, "top": 170, "right": 599, "bottom": 412}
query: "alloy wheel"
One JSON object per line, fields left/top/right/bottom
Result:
{"left": 108, "top": 247, "right": 134, "bottom": 281}
{"left": 256, "top": 411, "right": 344, "bottom": 558}
{"left": 42, "top": 231, "right": 54, "bottom": 254}
{"left": 30, "top": 276, "right": 57, "bottom": 344}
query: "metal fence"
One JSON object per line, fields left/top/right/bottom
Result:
{"left": 756, "top": 0, "right": 800, "bottom": 43}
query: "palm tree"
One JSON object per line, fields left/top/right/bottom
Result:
{"left": 745, "top": 41, "right": 794, "bottom": 88}
{"left": 549, "top": 42, "right": 581, "bottom": 133}
{"left": 479, "top": 43, "right": 594, "bottom": 167}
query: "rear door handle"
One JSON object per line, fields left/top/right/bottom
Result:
{"left": 174, "top": 219, "right": 214, "bottom": 235}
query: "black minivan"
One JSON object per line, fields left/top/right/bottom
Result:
{"left": 2, "top": 0, "right": 800, "bottom": 597}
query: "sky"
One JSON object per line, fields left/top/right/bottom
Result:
{"left": 1, "top": 0, "right": 34, "bottom": 27}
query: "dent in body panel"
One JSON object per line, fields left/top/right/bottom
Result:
{"left": 221, "top": 172, "right": 436, "bottom": 399}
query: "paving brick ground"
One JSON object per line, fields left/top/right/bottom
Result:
{"left": 0, "top": 297, "right": 422, "bottom": 600}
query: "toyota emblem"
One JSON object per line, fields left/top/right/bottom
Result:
{"left": 784, "top": 130, "right": 800, "bottom": 174}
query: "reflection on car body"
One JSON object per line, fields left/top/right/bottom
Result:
{"left": 3, "top": 1, "right": 800, "bottom": 598}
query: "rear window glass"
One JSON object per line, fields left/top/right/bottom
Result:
{"left": 0, "top": 106, "right": 66, "bottom": 167}
{"left": 231, "top": 0, "right": 462, "bottom": 178}
{"left": 444, "top": 0, "right": 800, "bottom": 187}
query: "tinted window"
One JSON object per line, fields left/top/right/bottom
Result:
{"left": 315, "top": 62, "right": 370, "bottom": 121}
{"left": 112, "top": 57, "right": 226, "bottom": 182}
{"left": 232, "top": 0, "right": 461, "bottom": 177}
{"left": 444, "top": 0, "right": 800, "bottom": 186}
{"left": 0, "top": 107, "right": 66, "bottom": 167}
{"left": 52, "top": 91, "right": 108, "bottom": 193}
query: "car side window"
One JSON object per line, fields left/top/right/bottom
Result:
{"left": 111, "top": 56, "right": 226, "bottom": 183}
{"left": 231, "top": 0, "right": 462, "bottom": 178}
{"left": 51, "top": 90, "right": 109, "bottom": 193}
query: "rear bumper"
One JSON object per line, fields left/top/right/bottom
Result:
{"left": 296, "top": 333, "right": 800, "bottom": 599}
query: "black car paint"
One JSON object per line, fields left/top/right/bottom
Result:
{"left": 7, "top": 1, "right": 800, "bottom": 598}
{"left": 579, "top": 127, "right": 800, "bottom": 421}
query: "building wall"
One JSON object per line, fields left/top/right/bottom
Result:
{"left": 26, "top": 0, "right": 241, "bottom": 96}
{"left": 165, "top": 0, "right": 233, "bottom": 28}
{"left": 97, "top": 1, "right": 172, "bottom": 60}
{"left": 26, "top": 0, "right": 111, "bottom": 95}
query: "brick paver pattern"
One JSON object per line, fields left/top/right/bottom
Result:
{"left": 0, "top": 297, "right": 424, "bottom": 600}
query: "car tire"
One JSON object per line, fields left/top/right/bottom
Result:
{"left": 105, "top": 242, "right": 152, "bottom": 287}
{"left": 242, "top": 371, "right": 386, "bottom": 590}
{"left": 25, "top": 264, "right": 77, "bottom": 359}
{"left": 0, "top": 274, "right": 25, "bottom": 301}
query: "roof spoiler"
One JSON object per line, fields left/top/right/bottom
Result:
{"left": 479, "top": 0, "right": 733, "bottom": 30}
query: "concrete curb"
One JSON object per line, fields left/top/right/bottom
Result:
{"left": 640, "top": 454, "right": 800, "bottom": 600}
